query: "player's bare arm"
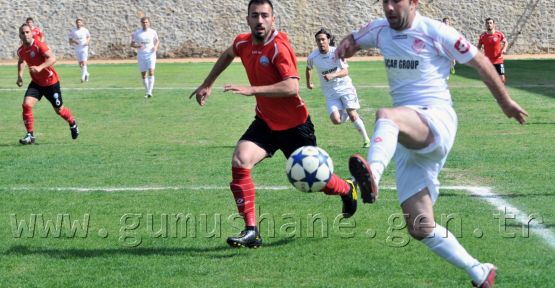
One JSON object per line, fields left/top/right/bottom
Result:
{"left": 190, "top": 46, "right": 236, "bottom": 106}
{"left": 16, "top": 57, "right": 25, "bottom": 87}
{"left": 324, "top": 67, "right": 349, "bottom": 81}
{"left": 501, "top": 37, "right": 508, "bottom": 54}
{"left": 29, "top": 50, "right": 56, "bottom": 74}
{"left": 336, "top": 34, "right": 360, "bottom": 60}
{"left": 305, "top": 66, "right": 314, "bottom": 89}
{"left": 224, "top": 77, "right": 299, "bottom": 97}
{"left": 466, "top": 53, "right": 528, "bottom": 124}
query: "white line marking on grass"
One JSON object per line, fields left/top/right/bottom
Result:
{"left": 6, "top": 185, "right": 554, "bottom": 250}
{"left": 1, "top": 84, "right": 554, "bottom": 92}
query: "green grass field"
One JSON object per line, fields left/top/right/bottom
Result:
{"left": 0, "top": 59, "right": 554, "bottom": 287}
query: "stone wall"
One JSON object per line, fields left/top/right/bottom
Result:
{"left": 1, "top": 0, "right": 553, "bottom": 60}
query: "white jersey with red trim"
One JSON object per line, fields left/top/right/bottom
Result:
{"left": 352, "top": 12, "right": 477, "bottom": 107}
{"left": 307, "top": 46, "right": 354, "bottom": 95}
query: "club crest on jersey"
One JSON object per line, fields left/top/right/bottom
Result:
{"left": 259, "top": 55, "right": 270, "bottom": 66}
{"left": 454, "top": 37, "right": 470, "bottom": 54}
{"left": 30, "top": 51, "right": 36, "bottom": 58}
{"left": 412, "top": 39, "right": 425, "bottom": 53}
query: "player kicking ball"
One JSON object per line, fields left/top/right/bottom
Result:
{"left": 337, "top": 0, "right": 527, "bottom": 287}
{"left": 17, "top": 24, "right": 79, "bottom": 145}
{"left": 306, "top": 28, "right": 371, "bottom": 148}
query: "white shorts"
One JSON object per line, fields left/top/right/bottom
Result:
{"left": 395, "top": 105, "right": 458, "bottom": 205}
{"left": 325, "top": 87, "right": 360, "bottom": 115}
{"left": 138, "top": 53, "right": 156, "bottom": 72}
{"left": 74, "top": 46, "right": 88, "bottom": 62}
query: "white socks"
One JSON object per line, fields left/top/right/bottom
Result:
{"left": 352, "top": 117, "right": 370, "bottom": 143}
{"left": 421, "top": 225, "right": 487, "bottom": 284}
{"left": 367, "top": 118, "right": 399, "bottom": 179}
{"left": 147, "top": 76, "right": 155, "bottom": 95}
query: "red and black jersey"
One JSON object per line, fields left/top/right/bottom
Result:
{"left": 17, "top": 40, "right": 59, "bottom": 87}
{"left": 478, "top": 31, "right": 506, "bottom": 64}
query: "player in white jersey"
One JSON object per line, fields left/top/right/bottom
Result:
{"left": 336, "top": 0, "right": 527, "bottom": 287}
{"left": 306, "top": 28, "right": 371, "bottom": 148}
{"left": 68, "top": 18, "right": 91, "bottom": 82}
{"left": 130, "top": 17, "right": 159, "bottom": 98}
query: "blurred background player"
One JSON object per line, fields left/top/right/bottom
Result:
{"left": 130, "top": 17, "right": 159, "bottom": 99}
{"left": 442, "top": 17, "right": 456, "bottom": 75}
{"left": 17, "top": 24, "right": 79, "bottom": 144}
{"left": 68, "top": 18, "right": 91, "bottom": 82}
{"left": 306, "top": 28, "right": 371, "bottom": 148}
{"left": 190, "top": 0, "right": 358, "bottom": 248}
{"left": 478, "top": 18, "right": 508, "bottom": 83}
{"left": 25, "top": 17, "right": 44, "bottom": 42}
{"left": 337, "top": 0, "right": 527, "bottom": 287}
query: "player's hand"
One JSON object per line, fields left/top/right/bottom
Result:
{"left": 324, "top": 73, "right": 335, "bottom": 81}
{"left": 307, "top": 83, "right": 314, "bottom": 90}
{"left": 29, "top": 66, "right": 42, "bottom": 73}
{"left": 189, "top": 85, "right": 212, "bottom": 106}
{"left": 16, "top": 77, "right": 23, "bottom": 87}
{"left": 336, "top": 35, "right": 360, "bottom": 60}
{"left": 499, "top": 98, "right": 528, "bottom": 124}
{"left": 223, "top": 84, "right": 254, "bottom": 96}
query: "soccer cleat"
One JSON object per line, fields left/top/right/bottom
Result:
{"left": 362, "top": 139, "right": 371, "bottom": 148}
{"left": 84, "top": 73, "right": 89, "bottom": 82}
{"left": 19, "top": 133, "right": 35, "bottom": 145}
{"left": 450, "top": 66, "right": 456, "bottom": 75}
{"left": 70, "top": 121, "right": 79, "bottom": 140}
{"left": 227, "top": 228, "right": 262, "bottom": 248}
{"left": 349, "top": 154, "right": 378, "bottom": 204}
{"left": 472, "top": 264, "right": 497, "bottom": 288}
{"left": 144, "top": 93, "right": 152, "bottom": 99}
{"left": 341, "top": 179, "right": 358, "bottom": 218}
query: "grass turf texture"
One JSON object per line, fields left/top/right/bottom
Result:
{"left": 0, "top": 59, "right": 554, "bottom": 287}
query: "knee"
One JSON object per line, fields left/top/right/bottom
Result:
{"left": 231, "top": 153, "right": 251, "bottom": 169}
{"left": 330, "top": 118, "right": 342, "bottom": 125}
{"left": 407, "top": 225, "right": 434, "bottom": 240}
{"left": 375, "top": 108, "right": 394, "bottom": 120}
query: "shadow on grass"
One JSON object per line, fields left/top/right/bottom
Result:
{"left": 3, "top": 238, "right": 294, "bottom": 259}
{"left": 454, "top": 59, "right": 555, "bottom": 99}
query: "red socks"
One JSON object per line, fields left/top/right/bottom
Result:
{"left": 22, "top": 104, "right": 34, "bottom": 133}
{"left": 230, "top": 167, "right": 257, "bottom": 227}
{"left": 57, "top": 107, "right": 75, "bottom": 125}
{"left": 321, "top": 174, "right": 350, "bottom": 196}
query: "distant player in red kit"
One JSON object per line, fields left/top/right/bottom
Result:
{"left": 26, "top": 17, "right": 45, "bottom": 42}
{"left": 190, "top": 0, "right": 358, "bottom": 248}
{"left": 478, "top": 18, "right": 508, "bottom": 83}
{"left": 17, "top": 24, "right": 79, "bottom": 144}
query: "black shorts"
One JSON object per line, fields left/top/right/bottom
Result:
{"left": 494, "top": 63, "right": 505, "bottom": 75}
{"left": 240, "top": 116, "right": 317, "bottom": 159}
{"left": 25, "top": 81, "right": 64, "bottom": 109}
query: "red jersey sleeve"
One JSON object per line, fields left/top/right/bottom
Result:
{"left": 232, "top": 33, "right": 250, "bottom": 57}
{"left": 272, "top": 35, "right": 299, "bottom": 80}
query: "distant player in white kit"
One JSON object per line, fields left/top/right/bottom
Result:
{"left": 336, "top": 0, "right": 528, "bottom": 287}
{"left": 306, "top": 28, "right": 371, "bottom": 148}
{"left": 68, "top": 18, "right": 91, "bottom": 82}
{"left": 130, "top": 17, "right": 159, "bottom": 98}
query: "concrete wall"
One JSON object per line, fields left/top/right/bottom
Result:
{"left": 1, "top": 0, "right": 553, "bottom": 60}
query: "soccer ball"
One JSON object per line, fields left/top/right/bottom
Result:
{"left": 285, "top": 146, "right": 334, "bottom": 193}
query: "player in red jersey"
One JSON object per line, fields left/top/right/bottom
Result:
{"left": 17, "top": 24, "right": 79, "bottom": 144}
{"left": 190, "top": 0, "right": 358, "bottom": 248}
{"left": 478, "top": 18, "right": 508, "bottom": 83}
{"left": 25, "top": 17, "right": 45, "bottom": 43}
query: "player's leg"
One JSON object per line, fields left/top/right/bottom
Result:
{"left": 227, "top": 118, "right": 273, "bottom": 248}
{"left": 20, "top": 86, "right": 40, "bottom": 144}
{"left": 280, "top": 116, "right": 358, "bottom": 218}
{"left": 45, "top": 82, "right": 79, "bottom": 140}
{"left": 146, "top": 54, "right": 156, "bottom": 97}
{"left": 82, "top": 46, "right": 89, "bottom": 81}
{"left": 402, "top": 189, "right": 496, "bottom": 287}
{"left": 327, "top": 93, "right": 347, "bottom": 125}
{"left": 497, "top": 63, "right": 506, "bottom": 83}
{"left": 342, "top": 89, "right": 371, "bottom": 147}
{"left": 138, "top": 58, "right": 149, "bottom": 98}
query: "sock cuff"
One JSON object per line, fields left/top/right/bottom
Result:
{"left": 232, "top": 167, "right": 251, "bottom": 180}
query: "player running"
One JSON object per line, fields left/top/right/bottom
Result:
{"left": 336, "top": 0, "right": 527, "bottom": 286}
{"left": 306, "top": 28, "right": 371, "bottom": 148}
{"left": 190, "top": 0, "right": 358, "bottom": 249}
{"left": 130, "top": 17, "right": 159, "bottom": 99}
{"left": 17, "top": 24, "right": 79, "bottom": 144}
{"left": 68, "top": 18, "right": 91, "bottom": 83}
{"left": 26, "top": 17, "right": 44, "bottom": 42}
{"left": 478, "top": 18, "right": 508, "bottom": 83}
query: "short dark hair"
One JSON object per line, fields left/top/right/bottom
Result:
{"left": 25, "top": 17, "right": 34, "bottom": 22}
{"left": 248, "top": 0, "right": 273, "bottom": 13}
{"left": 485, "top": 17, "right": 494, "bottom": 23}
{"left": 20, "top": 23, "right": 30, "bottom": 31}
{"left": 315, "top": 28, "right": 335, "bottom": 46}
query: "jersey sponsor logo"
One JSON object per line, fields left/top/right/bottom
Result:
{"left": 393, "top": 34, "right": 408, "bottom": 40}
{"left": 321, "top": 67, "right": 338, "bottom": 75}
{"left": 412, "top": 39, "right": 425, "bottom": 53}
{"left": 259, "top": 55, "right": 270, "bottom": 66}
{"left": 384, "top": 58, "right": 419, "bottom": 70}
{"left": 454, "top": 37, "right": 470, "bottom": 54}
